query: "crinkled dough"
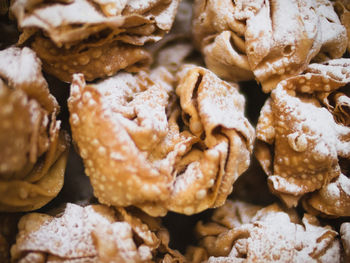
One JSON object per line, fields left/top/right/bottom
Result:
{"left": 11, "top": 203, "right": 185, "bottom": 262}
{"left": 255, "top": 59, "right": 350, "bottom": 216}
{"left": 0, "top": 47, "right": 69, "bottom": 212}
{"left": 192, "top": 0, "right": 347, "bottom": 92}
{"left": 186, "top": 200, "right": 341, "bottom": 263}
{"left": 68, "top": 65, "right": 255, "bottom": 216}
{"left": 10, "top": 0, "right": 181, "bottom": 81}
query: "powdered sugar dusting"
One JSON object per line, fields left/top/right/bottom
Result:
{"left": 200, "top": 203, "right": 341, "bottom": 262}
{"left": 126, "top": 0, "right": 155, "bottom": 12}
{"left": 14, "top": 204, "right": 115, "bottom": 258}
{"left": 278, "top": 78, "right": 350, "bottom": 161}
{"left": 326, "top": 181, "right": 341, "bottom": 198}
{"left": 339, "top": 173, "right": 350, "bottom": 196}
{"left": 273, "top": 85, "right": 340, "bottom": 162}
{"left": 154, "top": 0, "right": 180, "bottom": 31}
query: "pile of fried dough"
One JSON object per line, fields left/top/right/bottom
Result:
{"left": 0, "top": 0, "right": 349, "bottom": 262}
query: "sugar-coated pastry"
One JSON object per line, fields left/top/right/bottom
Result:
{"left": 192, "top": 0, "right": 347, "bottom": 92}
{"left": 0, "top": 47, "right": 69, "bottom": 212}
{"left": 11, "top": 203, "right": 185, "bottom": 262}
{"left": 255, "top": 59, "right": 350, "bottom": 216}
{"left": 10, "top": 0, "right": 181, "bottom": 82}
{"left": 187, "top": 200, "right": 341, "bottom": 263}
{"left": 68, "top": 65, "right": 254, "bottom": 216}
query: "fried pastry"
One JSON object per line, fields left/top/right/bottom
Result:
{"left": 11, "top": 203, "right": 185, "bottom": 262}
{"left": 255, "top": 59, "right": 350, "bottom": 217}
{"left": 192, "top": 0, "right": 347, "bottom": 92}
{"left": 10, "top": 0, "right": 180, "bottom": 82}
{"left": 68, "top": 65, "right": 255, "bottom": 216}
{"left": 187, "top": 200, "right": 341, "bottom": 263}
{"left": 0, "top": 47, "right": 69, "bottom": 212}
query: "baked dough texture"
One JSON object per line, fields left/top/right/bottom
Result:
{"left": 68, "top": 65, "right": 254, "bottom": 216}
{"left": 255, "top": 59, "right": 350, "bottom": 217}
{"left": 186, "top": 200, "right": 341, "bottom": 263}
{"left": 11, "top": 203, "right": 185, "bottom": 262}
{"left": 0, "top": 47, "right": 69, "bottom": 212}
{"left": 192, "top": 0, "right": 348, "bottom": 92}
{"left": 10, "top": 0, "right": 180, "bottom": 82}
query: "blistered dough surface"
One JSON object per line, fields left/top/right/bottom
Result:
{"left": 256, "top": 59, "right": 350, "bottom": 216}
{"left": 68, "top": 65, "right": 254, "bottom": 216}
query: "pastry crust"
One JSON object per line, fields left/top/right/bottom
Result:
{"left": 10, "top": 0, "right": 180, "bottom": 82}
{"left": 255, "top": 59, "right": 350, "bottom": 216}
{"left": 11, "top": 203, "right": 185, "bottom": 262}
{"left": 68, "top": 65, "right": 254, "bottom": 216}
{"left": 31, "top": 36, "right": 152, "bottom": 82}
{"left": 187, "top": 200, "right": 341, "bottom": 263}
{"left": 192, "top": 0, "right": 347, "bottom": 92}
{"left": 0, "top": 47, "right": 69, "bottom": 212}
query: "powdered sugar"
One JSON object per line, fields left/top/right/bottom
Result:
{"left": 339, "top": 173, "right": 350, "bottom": 196}
{"left": 199, "top": 202, "right": 341, "bottom": 263}
{"left": 273, "top": 85, "right": 341, "bottom": 162}
{"left": 126, "top": 0, "right": 155, "bottom": 12}
{"left": 327, "top": 181, "right": 341, "bottom": 198}
{"left": 14, "top": 204, "right": 114, "bottom": 258}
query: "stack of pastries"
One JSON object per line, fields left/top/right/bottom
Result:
{"left": 0, "top": 0, "right": 349, "bottom": 262}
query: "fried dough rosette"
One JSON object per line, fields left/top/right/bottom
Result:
{"left": 10, "top": 0, "right": 181, "bottom": 82}
{"left": 255, "top": 59, "right": 350, "bottom": 217}
{"left": 11, "top": 203, "right": 185, "bottom": 262}
{"left": 0, "top": 47, "right": 69, "bottom": 212}
{"left": 186, "top": 200, "right": 341, "bottom": 263}
{"left": 68, "top": 65, "right": 254, "bottom": 216}
{"left": 192, "top": 0, "right": 347, "bottom": 93}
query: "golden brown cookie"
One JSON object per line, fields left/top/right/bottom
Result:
{"left": 187, "top": 200, "right": 341, "bottom": 263}
{"left": 192, "top": 0, "right": 347, "bottom": 92}
{"left": 11, "top": 203, "right": 185, "bottom": 262}
{"left": 0, "top": 47, "right": 69, "bottom": 212}
{"left": 68, "top": 65, "right": 254, "bottom": 216}
{"left": 10, "top": 0, "right": 181, "bottom": 82}
{"left": 255, "top": 59, "right": 350, "bottom": 217}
